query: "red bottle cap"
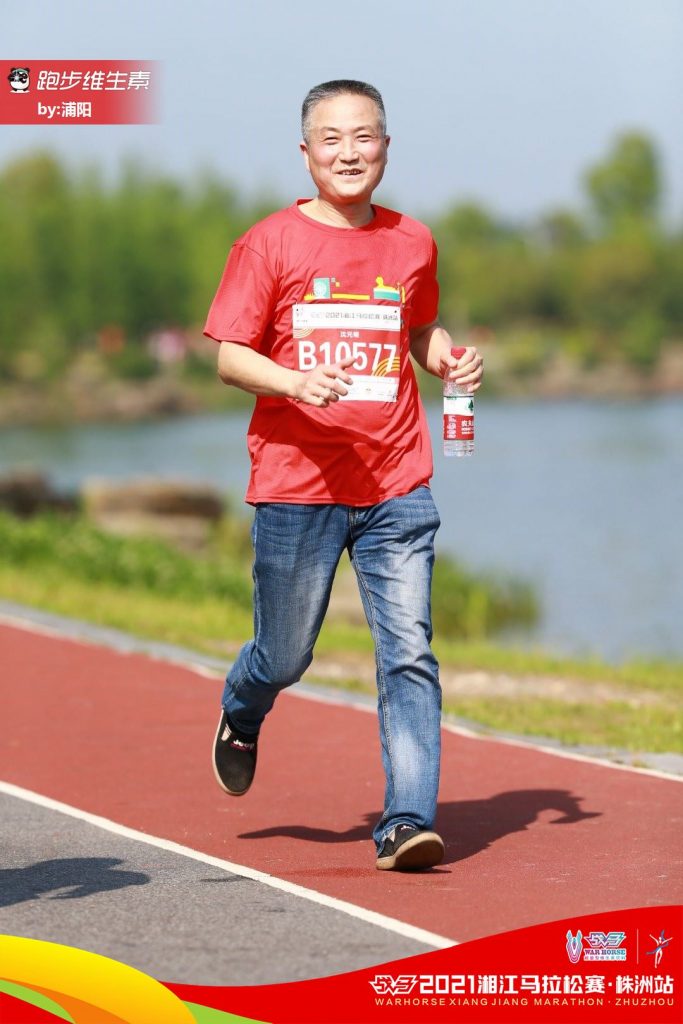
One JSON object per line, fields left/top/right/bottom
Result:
{"left": 451, "top": 346, "right": 467, "bottom": 359}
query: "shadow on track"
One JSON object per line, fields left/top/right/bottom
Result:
{"left": 0, "top": 857, "right": 149, "bottom": 906}
{"left": 238, "top": 788, "right": 601, "bottom": 867}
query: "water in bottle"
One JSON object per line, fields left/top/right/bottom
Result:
{"left": 443, "top": 346, "right": 475, "bottom": 457}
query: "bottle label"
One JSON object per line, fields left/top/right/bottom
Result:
{"left": 443, "top": 395, "right": 474, "bottom": 441}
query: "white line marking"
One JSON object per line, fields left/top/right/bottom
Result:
{"left": 0, "top": 780, "right": 455, "bottom": 950}
{"left": 2, "top": 610, "right": 681, "bottom": 783}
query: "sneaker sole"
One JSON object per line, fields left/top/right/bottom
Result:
{"left": 375, "top": 831, "right": 445, "bottom": 871}
{"left": 211, "top": 713, "right": 253, "bottom": 797}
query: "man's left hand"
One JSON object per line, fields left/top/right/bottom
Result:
{"left": 439, "top": 346, "right": 484, "bottom": 393}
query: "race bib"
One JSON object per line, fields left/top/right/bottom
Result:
{"left": 293, "top": 303, "right": 401, "bottom": 402}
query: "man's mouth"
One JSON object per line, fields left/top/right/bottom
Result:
{"left": 337, "top": 169, "right": 363, "bottom": 176}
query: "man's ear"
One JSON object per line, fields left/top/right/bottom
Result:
{"left": 385, "top": 135, "right": 391, "bottom": 161}
{"left": 300, "top": 141, "right": 310, "bottom": 173}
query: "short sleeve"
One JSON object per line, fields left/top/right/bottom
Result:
{"left": 203, "top": 242, "right": 277, "bottom": 349}
{"left": 410, "top": 238, "right": 439, "bottom": 328}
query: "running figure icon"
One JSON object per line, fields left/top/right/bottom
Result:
{"left": 646, "top": 930, "right": 672, "bottom": 968}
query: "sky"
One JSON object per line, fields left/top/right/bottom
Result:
{"left": 3, "top": 0, "right": 682, "bottom": 225}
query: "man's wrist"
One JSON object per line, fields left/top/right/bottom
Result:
{"left": 285, "top": 369, "right": 302, "bottom": 401}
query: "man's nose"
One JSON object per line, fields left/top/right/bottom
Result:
{"left": 339, "top": 138, "right": 359, "bottom": 161}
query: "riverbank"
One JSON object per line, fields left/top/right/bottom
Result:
{"left": 0, "top": 505, "right": 680, "bottom": 758}
{"left": 0, "top": 368, "right": 248, "bottom": 427}
{"left": 2, "top": 341, "right": 683, "bottom": 426}
{"left": 0, "top": 573, "right": 680, "bottom": 765}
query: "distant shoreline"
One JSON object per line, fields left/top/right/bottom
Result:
{"left": 1, "top": 347, "right": 682, "bottom": 428}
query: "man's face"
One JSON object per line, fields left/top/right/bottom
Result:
{"left": 300, "top": 93, "right": 389, "bottom": 207}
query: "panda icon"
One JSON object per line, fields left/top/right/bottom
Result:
{"left": 8, "top": 67, "right": 30, "bottom": 93}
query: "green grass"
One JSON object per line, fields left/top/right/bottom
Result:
{"left": 0, "top": 566, "right": 253, "bottom": 654}
{"left": 1, "top": 509, "right": 681, "bottom": 754}
{"left": 0, "top": 508, "right": 538, "bottom": 642}
{"left": 3, "top": 562, "right": 681, "bottom": 754}
{"left": 442, "top": 697, "right": 682, "bottom": 753}
{"left": 431, "top": 639, "right": 683, "bottom": 701}
{"left": 0, "top": 509, "right": 252, "bottom": 607}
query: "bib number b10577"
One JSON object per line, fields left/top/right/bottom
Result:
{"left": 293, "top": 303, "right": 401, "bottom": 403}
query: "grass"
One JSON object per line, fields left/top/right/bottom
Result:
{"left": 2, "top": 563, "right": 681, "bottom": 755}
{"left": 442, "top": 697, "right": 682, "bottom": 754}
{"left": 1, "top": 509, "right": 681, "bottom": 755}
{"left": 431, "top": 639, "right": 683, "bottom": 701}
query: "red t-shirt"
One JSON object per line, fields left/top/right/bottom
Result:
{"left": 203, "top": 200, "right": 439, "bottom": 505}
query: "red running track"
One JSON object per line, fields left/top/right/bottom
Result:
{"left": 2, "top": 621, "right": 682, "bottom": 942}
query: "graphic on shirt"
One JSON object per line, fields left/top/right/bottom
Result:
{"left": 373, "top": 276, "right": 403, "bottom": 302}
{"left": 293, "top": 303, "right": 401, "bottom": 402}
{"left": 304, "top": 275, "right": 403, "bottom": 303}
{"left": 312, "top": 277, "right": 333, "bottom": 298}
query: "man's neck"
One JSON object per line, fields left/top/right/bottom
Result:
{"left": 298, "top": 197, "right": 375, "bottom": 229}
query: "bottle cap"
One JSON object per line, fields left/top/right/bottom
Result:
{"left": 451, "top": 346, "right": 467, "bottom": 359}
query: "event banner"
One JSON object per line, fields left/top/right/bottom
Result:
{"left": 1, "top": 905, "right": 680, "bottom": 1023}
{"left": 0, "top": 61, "right": 158, "bottom": 124}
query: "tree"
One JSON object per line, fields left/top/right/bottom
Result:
{"left": 584, "top": 132, "right": 662, "bottom": 232}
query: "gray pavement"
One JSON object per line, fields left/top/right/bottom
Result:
{"left": 0, "top": 792, "right": 433, "bottom": 984}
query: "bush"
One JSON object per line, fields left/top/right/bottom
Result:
{"left": 620, "top": 310, "right": 665, "bottom": 370}
{"left": 432, "top": 554, "right": 538, "bottom": 640}
{"left": 107, "top": 343, "right": 158, "bottom": 381}
{"left": 0, "top": 509, "right": 252, "bottom": 607}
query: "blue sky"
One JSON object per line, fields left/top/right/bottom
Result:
{"left": 3, "top": 0, "right": 682, "bottom": 224}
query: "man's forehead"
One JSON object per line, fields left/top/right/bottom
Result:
{"left": 308, "top": 93, "right": 382, "bottom": 130}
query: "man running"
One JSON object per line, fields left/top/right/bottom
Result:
{"left": 204, "top": 79, "right": 483, "bottom": 870}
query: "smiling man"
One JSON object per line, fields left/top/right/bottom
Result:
{"left": 204, "top": 80, "right": 483, "bottom": 871}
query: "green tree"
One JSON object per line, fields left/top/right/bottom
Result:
{"left": 535, "top": 208, "right": 587, "bottom": 249}
{"left": 0, "top": 151, "right": 76, "bottom": 376}
{"left": 584, "top": 132, "right": 662, "bottom": 231}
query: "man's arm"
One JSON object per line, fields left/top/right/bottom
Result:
{"left": 409, "top": 321, "right": 484, "bottom": 391}
{"left": 217, "top": 341, "right": 356, "bottom": 408}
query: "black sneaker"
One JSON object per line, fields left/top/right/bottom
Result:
{"left": 375, "top": 825, "right": 445, "bottom": 871}
{"left": 212, "top": 710, "right": 258, "bottom": 796}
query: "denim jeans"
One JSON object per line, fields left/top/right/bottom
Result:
{"left": 222, "top": 484, "right": 442, "bottom": 849}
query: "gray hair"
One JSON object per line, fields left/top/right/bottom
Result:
{"left": 301, "top": 80, "right": 386, "bottom": 143}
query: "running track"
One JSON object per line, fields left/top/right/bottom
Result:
{"left": 2, "top": 617, "right": 682, "bottom": 952}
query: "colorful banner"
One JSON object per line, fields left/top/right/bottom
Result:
{"left": 2, "top": 906, "right": 680, "bottom": 1023}
{"left": 0, "top": 61, "right": 158, "bottom": 124}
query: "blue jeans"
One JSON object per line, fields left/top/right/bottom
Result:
{"left": 222, "top": 485, "right": 442, "bottom": 849}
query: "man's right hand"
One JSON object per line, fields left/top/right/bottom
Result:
{"left": 293, "top": 357, "right": 355, "bottom": 407}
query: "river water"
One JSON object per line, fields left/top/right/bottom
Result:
{"left": 1, "top": 398, "right": 681, "bottom": 663}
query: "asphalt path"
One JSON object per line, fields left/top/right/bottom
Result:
{"left": 1, "top": 610, "right": 682, "bottom": 987}
{"left": 0, "top": 792, "right": 431, "bottom": 984}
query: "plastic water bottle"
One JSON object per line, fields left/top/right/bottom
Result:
{"left": 443, "top": 346, "right": 475, "bottom": 457}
